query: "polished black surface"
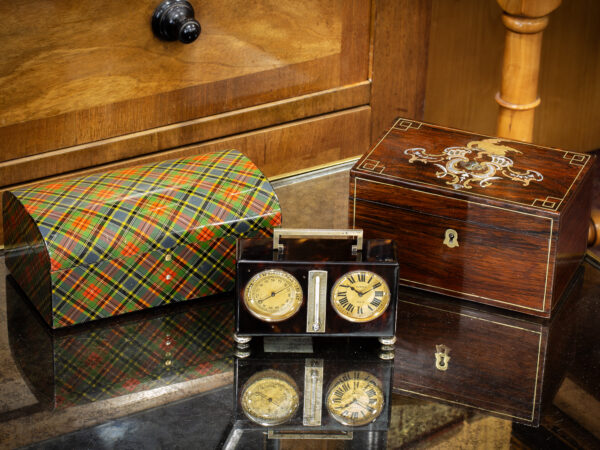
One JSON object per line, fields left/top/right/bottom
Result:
{"left": 1, "top": 169, "right": 599, "bottom": 448}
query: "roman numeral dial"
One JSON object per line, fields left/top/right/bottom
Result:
{"left": 330, "top": 270, "right": 391, "bottom": 322}
{"left": 326, "top": 370, "right": 384, "bottom": 426}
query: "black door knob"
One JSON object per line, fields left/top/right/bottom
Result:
{"left": 152, "top": 0, "right": 201, "bottom": 44}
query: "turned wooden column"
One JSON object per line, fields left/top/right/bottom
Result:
{"left": 496, "top": 0, "right": 561, "bottom": 142}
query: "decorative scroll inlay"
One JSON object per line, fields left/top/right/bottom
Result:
{"left": 405, "top": 139, "right": 544, "bottom": 190}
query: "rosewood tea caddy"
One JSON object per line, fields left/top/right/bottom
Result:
{"left": 350, "top": 118, "right": 595, "bottom": 317}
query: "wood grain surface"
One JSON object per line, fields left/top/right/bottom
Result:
{"left": 496, "top": 0, "right": 561, "bottom": 142}
{"left": 353, "top": 197, "right": 551, "bottom": 313}
{"left": 0, "top": 83, "right": 370, "bottom": 188}
{"left": 0, "top": 0, "right": 369, "bottom": 159}
{"left": 392, "top": 272, "right": 580, "bottom": 425}
{"left": 352, "top": 120, "right": 594, "bottom": 217}
{"left": 369, "top": 0, "right": 431, "bottom": 143}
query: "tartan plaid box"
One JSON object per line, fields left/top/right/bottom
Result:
{"left": 6, "top": 277, "right": 234, "bottom": 410}
{"left": 3, "top": 150, "right": 281, "bottom": 328}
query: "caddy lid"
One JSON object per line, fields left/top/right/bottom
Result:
{"left": 352, "top": 118, "right": 594, "bottom": 216}
{"left": 11, "top": 150, "right": 281, "bottom": 272}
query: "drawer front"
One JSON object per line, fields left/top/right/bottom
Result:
{"left": 0, "top": 0, "right": 369, "bottom": 160}
{"left": 394, "top": 299, "right": 543, "bottom": 424}
{"left": 1, "top": 106, "right": 370, "bottom": 246}
{"left": 353, "top": 196, "right": 555, "bottom": 315}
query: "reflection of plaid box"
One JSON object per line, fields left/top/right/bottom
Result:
{"left": 3, "top": 150, "right": 281, "bottom": 328}
{"left": 7, "top": 277, "right": 234, "bottom": 409}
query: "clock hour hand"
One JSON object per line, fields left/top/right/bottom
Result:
{"left": 339, "top": 284, "right": 365, "bottom": 296}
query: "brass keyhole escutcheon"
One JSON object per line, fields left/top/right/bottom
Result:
{"left": 435, "top": 345, "right": 451, "bottom": 371}
{"left": 443, "top": 229, "right": 459, "bottom": 248}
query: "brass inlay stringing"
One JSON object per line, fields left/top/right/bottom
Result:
{"left": 435, "top": 345, "right": 451, "bottom": 371}
{"left": 357, "top": 117, "right": 591, "bottom": 212}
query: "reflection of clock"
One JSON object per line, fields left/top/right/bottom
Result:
{"left": 240, "top": 369, "right": 300, "bottom": 426}
{"left": 326, "top": 370, "right": 385, "bottom": 426}
{"left": 331, "top": 270, "right": 391, "bottom": 322}
{"left": 243, "top": 269, "right": 303, "bottom": 322}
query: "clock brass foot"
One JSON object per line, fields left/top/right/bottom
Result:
{"left": 378, "top": 336, "right": 396, "bottom": 346}
{"left": 234, "top": 334, "right": 252, "bottom": 344}
{"left": 379, "top": 350, "right": 395, "bottom": 360}
{"left": 234, "top": 347, "right": 251, "bottom": 359}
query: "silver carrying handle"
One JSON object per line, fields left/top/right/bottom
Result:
{"left": 272, "top": 228, "right": 363, "bottom": 254}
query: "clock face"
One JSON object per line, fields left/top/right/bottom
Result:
{"left": 243, "top": 269, "right": 303, "bottom": 322}
{"left": 241, "top": 370, "right": 300, "bottom": 426}
{"left": 326, "top": 370, "right": 385, "bottom": 426}
{"left": 330, "top": 270, "right": 391, "bottom": 322}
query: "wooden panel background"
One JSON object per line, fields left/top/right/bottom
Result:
{"left": 0, "top": 0, "right": 369, "bottom": 159}
{"left": 424, "top": 0, "right": 600, "bottom": 152}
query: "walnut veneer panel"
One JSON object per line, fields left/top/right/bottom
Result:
{"left": 0, "top": 0, "right": 370, "bottom": 159}
{"left": 0, "top": 83, "right": 370, "bottom": 188}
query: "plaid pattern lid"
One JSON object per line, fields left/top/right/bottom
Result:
{"left": 12, "top": 150, "right": 280, "bottom": 272}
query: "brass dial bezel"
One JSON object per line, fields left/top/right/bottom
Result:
{"left": 325, "top": 370, "right": 385, "bottom": 426}
{"left": 330, "top": 270, "right": 391, "bottom": 323}
{"left": 240, "top": 369, "right": 300, "bottom": 426}
{"left": 243, "top": 269, "right": 303, "bottom": 322}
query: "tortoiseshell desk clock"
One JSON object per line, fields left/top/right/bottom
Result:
{"left": 234, "top": 229, "right": 399, "bottom": 351}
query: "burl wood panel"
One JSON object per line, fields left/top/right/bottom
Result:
{"left": 0, "top": 0, "right": 369, "bottom": 159}
{"left": 1, "top": 107, "right": 370, "bottom": 245}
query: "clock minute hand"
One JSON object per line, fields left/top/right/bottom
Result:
{"left": 352, "top": 398, "right": 377, "bottom": 413}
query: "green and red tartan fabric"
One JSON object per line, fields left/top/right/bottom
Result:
{"left": 4, "top": 150, "right": 281, "bottom": 328}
